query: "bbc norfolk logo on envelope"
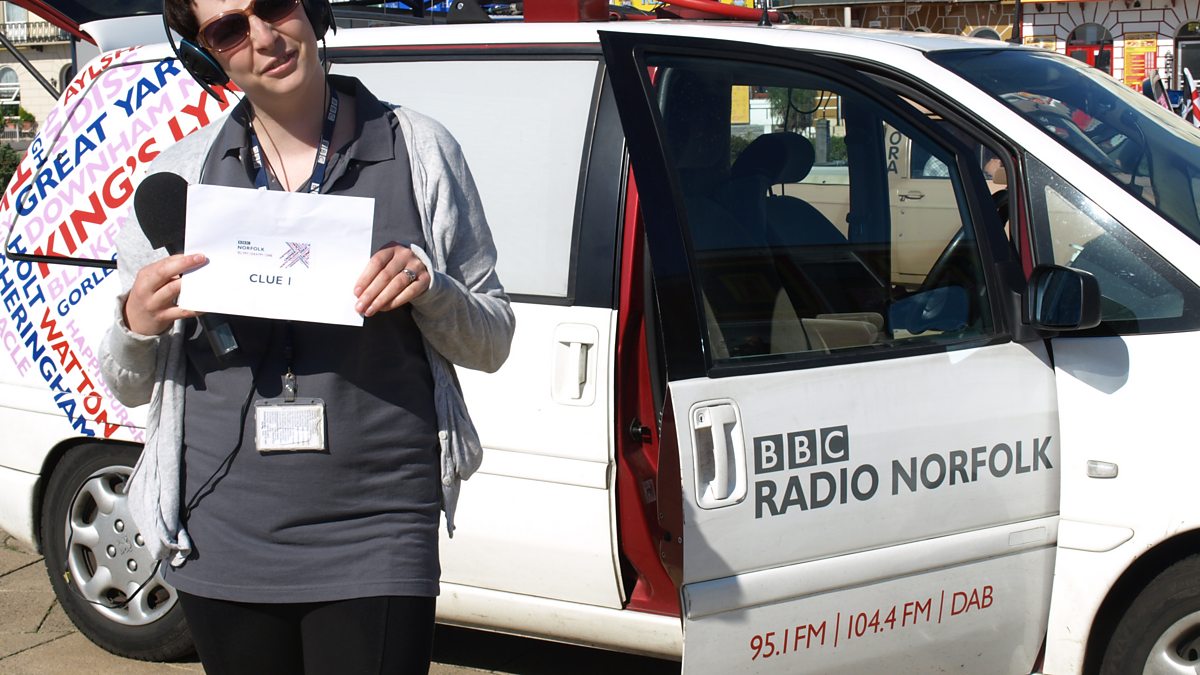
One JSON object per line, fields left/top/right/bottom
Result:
{"left": 177, "top": 184, "right": 375, "bottom": 327}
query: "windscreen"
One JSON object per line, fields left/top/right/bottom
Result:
{"left": 931, "top": 48, "right": 1200, "bottom": 242}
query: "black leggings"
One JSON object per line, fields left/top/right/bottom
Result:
{"left": 177, "top": 591, "right": 436, "bottom": 675}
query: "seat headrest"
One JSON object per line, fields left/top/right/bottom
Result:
{"left": 660, "top": 70, "right": 731, "bottom": 172}
{"left": 731, "top": 132, "right": 816, "bottom": 185}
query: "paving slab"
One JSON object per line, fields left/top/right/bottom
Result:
{"left": 0, "top": 562, "right": 53, "bottom": 593}
{"left": 0, "top": 633, "right": 202, "bottom": 674}
{"left": 37, "top": 604, "right": 74, "bottom": 634}
{"left": 0, "top": 528, "right": 679, "bottom": 675}
{"left": 0, "top": 633, "right": 70, "bottom": 663}
{"left": 0, "top": 566, "right": 57, "bottom": 643}
{"left": 0, "top": 550, "right": 38, "bottom": 578}
{"left": 0, "top": 599, "right": 53, "bottom": 632}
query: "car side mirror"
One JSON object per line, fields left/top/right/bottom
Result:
{"left": 1025, "top": 264, "right": 1101, "bottom": 331}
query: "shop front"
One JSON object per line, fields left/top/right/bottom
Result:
{"left": 1022, "top": 0, "right": 1200, "bottom": 91}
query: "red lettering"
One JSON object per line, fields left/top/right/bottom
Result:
{"left": 101, "top": 162, "right": 133, "bottom": 210}
{"left": 50, "top": 338, "right": 70, "bottom": 366}
{"left": 69, "top": 191, "right": 105, "bottom": 243}
{"left": 83, "top": 390, "right": 101, "bottom": 415}
{"left": 33, "top": 222, "right": 77, "bottom": 278}
{"left": 950, "top": 586, "right": 991, "bottom": 616}
{"left": 213, "top": 84, "right": 237, "bottom": 111}
{"left": 137, "top": 137, "right": 159, "bottom": 164}
{"left": 95, "top": 408, "right": 121, "bottom": 439}
{"left": 6, "top": 160, "right": 33, "bottom": 198}
{"left": 62, "top": 81, "right": 80, "bottom": 105}
{"left": 39, "top": 307, "right": 63, "bottom": 342}
{"left": 951, "top": 591, "right": 967, "bottom": 615}
{"left": 179, "top": 93, "right": 212, "bottom": 128}
{"left": 167, "top": 115, "right": 186, "bottom": 142}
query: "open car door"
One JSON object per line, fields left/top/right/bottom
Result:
{"left": 600, "top": 30, "right": 1061, "bottom": 673}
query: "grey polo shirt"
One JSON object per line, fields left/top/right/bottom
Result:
{"left": 164, "top": 75, "right": 441, "bottom": 602}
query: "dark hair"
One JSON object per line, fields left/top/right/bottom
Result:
{"left": 163, "top": 0, "right": 200, "bottom": 42}
{"left": 164, "top": 0, "right": 333, "bottom": 49}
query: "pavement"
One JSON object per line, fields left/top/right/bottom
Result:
{"left": 0, "top": 530, "right": 680, "bottom": 675}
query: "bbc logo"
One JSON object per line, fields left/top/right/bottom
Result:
{"left": 754, "top": 426, "right": 849, "bottom": 475}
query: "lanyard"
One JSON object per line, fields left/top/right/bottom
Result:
{"left": 248, "top": 87, "right": 340, "bottom": 194}
{"left": 246, "top": 89, "right": 339, "bottom": 400}
{"left": 282, "top": 321, "right": 296, "bottom": 402}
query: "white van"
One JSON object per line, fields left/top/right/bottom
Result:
{"left": 1, "top": 3, "right": 1200, "bottom": 674}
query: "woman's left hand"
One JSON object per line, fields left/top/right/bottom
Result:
{"left": 354, "top": 242, "right": 429, "bottom": 317}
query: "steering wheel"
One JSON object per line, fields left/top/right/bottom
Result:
{"left": 920, "top": 188, "right": 1009, "bottom": 294}
{"left": 919, "top": 227, "right": 968, "bottom": 295}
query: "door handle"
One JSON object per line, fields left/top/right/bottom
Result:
{"left": 553, "top": 323, "right": 598, "bottom": 405}
{"left": 900, "top": 190, "right": 925, "bottom": 201}
{"left": 691, "top": 401, "right": 747, "bottom": 509}
{"left": 565, "top": 341, "right": 587, "bottom": 396}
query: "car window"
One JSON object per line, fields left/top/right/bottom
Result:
{"left": 932, "top": 48, "right": 1200, "bottom": 244}
{"left": 650, "top": 56, "right": 999, "bottom": 367}
{"left": 907, "top": 136, "right": 949, "bottom": 180}
{"left": 1025, "top": 155, "right": 1200, "bottom": 333}
{"left": 336, "top": 59, "right": 599, "bottom": 300}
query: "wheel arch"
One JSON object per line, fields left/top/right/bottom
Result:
{"left": 1083, "top": 528, "right": 1200, "bottom": 675}
{"left": 33, "top": 436, "right": 143, "bottom": 553}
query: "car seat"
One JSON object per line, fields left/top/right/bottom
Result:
{"left": 728, "top": 132, "right": 846, "bottom": 246}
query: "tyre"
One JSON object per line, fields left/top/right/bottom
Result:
{"left": 1100, "top": 555, "right": 1200, "bottom": 675}
{"left": 39, "top": 443, "right": 193, "bottom": 661}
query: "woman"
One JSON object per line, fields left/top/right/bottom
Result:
{"left": 99, "top": 0, "right": 514, "bottom": 672}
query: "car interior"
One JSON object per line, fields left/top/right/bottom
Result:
{"left": 653, "top": 58, "right": 995, "bottom": 364}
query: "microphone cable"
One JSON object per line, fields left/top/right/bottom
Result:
{"left": 61, "top": 474, "right": 163, "bottom": 610}
{"left": 61, "top": 322, "right": 275, "bottom": 610}
{"left": 182, "top": 320, "right": 275, "bottom": 520}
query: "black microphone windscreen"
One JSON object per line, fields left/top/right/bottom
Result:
{"left": 134, "top": 172, "right": 189, "bottom": 254}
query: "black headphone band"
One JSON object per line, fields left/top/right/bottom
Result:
{"left": 161, "top": 0, "right": 335, "bottom": 95}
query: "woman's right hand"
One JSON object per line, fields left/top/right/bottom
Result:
{"left": 123, "top": 253, "right": 208, "bottom": 336}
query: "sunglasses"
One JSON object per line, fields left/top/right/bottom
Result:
{"left": 196, "top": 0, "right": 301, "bottom": 53}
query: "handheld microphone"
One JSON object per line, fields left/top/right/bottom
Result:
{"left": 134, "top": 173, "right": 239, "bottom": 359}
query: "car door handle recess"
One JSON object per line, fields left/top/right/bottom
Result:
{"left": 900, "top": 190, "right": 925, "bottom": 201}
{"left": 553, "top": 323, "right": 599, "bottom": 405}
{"left": 691, "top": 401, "right": 747, "bottom": 509}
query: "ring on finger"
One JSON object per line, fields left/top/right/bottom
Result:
{"left": 400, "top": 268, "right": 418, "bottom": 283}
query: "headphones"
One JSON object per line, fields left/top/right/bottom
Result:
{"left": 162, "top": 0, "right": 335, "bottom": 98}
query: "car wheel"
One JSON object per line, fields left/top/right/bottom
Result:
{"left": 40, "top": 443, "right": 193, "bottom": 661}
{"left": 1100, "top": 555, "right": 1200, "bottom": 675}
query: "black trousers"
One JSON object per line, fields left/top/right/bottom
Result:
{"left": 177, "top": 591, "right": 436, "bottom": 675}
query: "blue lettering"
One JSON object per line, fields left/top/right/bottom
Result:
{"left": 153, "top": 58, "right": 181, "bottom": 87}
{"left": 33, "top": 168, "right": 58, "bottom": 202}
{"left": 86, "top": 111, "right": 107, "bottom": 143}
{"left": 37, "top": 354, "right": 54, "bottom": 382}
{"left": 113, "top": 86, "right": 136, "bottom": 116}
{"left": 134, "top": 78, "right": 160, "bottom": 109}
{"left": 52, "top": 151, "right": 72, "bottom": 181}
{"left": 73, "top": 133, "right": 97, "bottom": 166}
{"left": 24, "top": 328, "right": 43, "bottom": 362}
{"left": 15, "top": 184, "right": 36, "bottom": 216}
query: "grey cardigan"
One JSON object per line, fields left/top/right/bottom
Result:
{"left": 99, "top": 106, "right": 515, "bottom": 565}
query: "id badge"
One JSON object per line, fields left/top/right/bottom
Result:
{"left": 254, "top": 398, "right": 327, "bottom": 452}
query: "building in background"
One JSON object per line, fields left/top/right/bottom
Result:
{"left": 1021, "top": 0, "right": 1200, "bottom": 91}
{"left": 610, "top": 0, "right": 1016, "bottom": 40}
{"left": 0, "top": 1, "right": 70, "bottom": 143}
{"left": 609, "top": 0, "right": 1200, "bottom": 92}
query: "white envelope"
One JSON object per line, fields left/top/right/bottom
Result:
{"left": 177, "top": 184, "right": 374, "bottom": 326}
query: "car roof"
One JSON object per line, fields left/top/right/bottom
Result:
{"left": 14, "top": 0, "right": 1031, "bottom": 61}
{"left": 326, "top": 19, "right": 1026, "bottom": 56}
